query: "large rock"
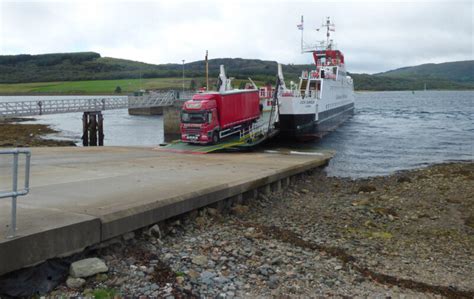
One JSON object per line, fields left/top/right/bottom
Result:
{"left": 70, "top": 258, "right": 108, "bottom": 278}
{"left": 66, "top": 277, "right": 85, "bottom": 289}
{"left": 148, "top": 224, "right": 162, "bottom": 238}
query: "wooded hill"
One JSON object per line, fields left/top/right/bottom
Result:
{"left": 376, "top": 60, "right": 474, "bottom": 83}
{"left": 1, "top": 52, "right": 472, "bottom": 91}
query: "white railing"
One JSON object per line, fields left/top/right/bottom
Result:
{"left": 0, "top": 91, "right": 177, "bottom": 117}
{"left": 239, "top": 111, "right": 278, "bottom": 143}
{"left": 128, "top": 90, "right": 176, "bottom": 108}
{"left": 239, "top": 122, "right": 267, "bottom": 142}
{"left": 302, "top": 42, "right": 337, "bottom": 53}
{"left": 0, "top": 148, "right": 31, "bottom": 238}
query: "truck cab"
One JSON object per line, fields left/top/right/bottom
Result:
{"left": 180, "top": 65, "right": 261, "bottom": 145}
{"left": 180, "top": 93, "right": 220, "bottom": 144}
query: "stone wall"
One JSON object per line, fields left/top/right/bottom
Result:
{"left": 163, "top": 100, "right": 186, "bottom": 142}
{"left": 128, "top": 106, "right": 163, "bottom": 115}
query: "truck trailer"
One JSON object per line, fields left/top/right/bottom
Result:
{"left": 180, "top": 89, "right": 260, "bottom": 144}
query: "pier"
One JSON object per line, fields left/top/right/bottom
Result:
{"left": 0, "top": 91, "right": 176, "bottom": 118}
{"left": 0, "top": 147, "right": 332, "bottom": 275}
{"left": 0, "top": 91, "right": 181, "bottom": 146}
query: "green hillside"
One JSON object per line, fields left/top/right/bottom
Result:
{"left": 376, "top": 60, "right": 474, "bottom": 83}
{"left": 0, "top": 52, "right": 183, "bottom": 83}
{"left": 0, "top": 52, "right": 472, "bottom": 93}
{"left": 0, "top": 52, "right": 309, "bottom": 84}
{"left": 350, "top": 73, "right": 473, "bottom": 91}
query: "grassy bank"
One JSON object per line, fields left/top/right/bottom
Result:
{"left": 0, "top": 78, "right": 195, "bottom": 95}
{"left": 0, "top": 77, "right": 265, "bottom": 95}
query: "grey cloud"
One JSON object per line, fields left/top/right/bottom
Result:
{"left": 0, "top": 0, "right": 472, "bottom": 73}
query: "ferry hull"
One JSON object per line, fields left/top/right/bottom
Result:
{"left": 279, "top": 102, "right": 354, "bottom": 140}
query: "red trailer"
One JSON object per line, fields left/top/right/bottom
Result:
{"left": 180, "top": 89, "right": 260, "bottom": 144}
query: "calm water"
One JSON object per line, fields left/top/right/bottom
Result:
{"left": 280, "top": 90, "right": 473, "bottom": 177}
{"left": 1, "top": 91, "right": 473, "bottom": 178}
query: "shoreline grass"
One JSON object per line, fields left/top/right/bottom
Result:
{"left": 0, "top": 77, "right": 267, "bottom": 95}
{"left": 0, "top": 78, "right": 199, "bottom": 95}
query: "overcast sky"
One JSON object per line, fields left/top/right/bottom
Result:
{"left": 0, "top": 0, "right": 472, "bottom": 73}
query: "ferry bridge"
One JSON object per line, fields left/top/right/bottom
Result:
{"left": 0, "top": 91, "right": 193, "bottom": 146}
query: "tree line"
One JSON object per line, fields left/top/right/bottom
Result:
{"left": 1, "top": 52, "right": 472, "bottom": 90}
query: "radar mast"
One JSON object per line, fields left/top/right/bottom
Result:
{"left": 299, "top": 16, "right": 336, "bottom": 52}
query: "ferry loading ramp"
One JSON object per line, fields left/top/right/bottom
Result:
{"left": 160, "top": 110, "right": 279, "bottom": 154}
{"left": 0, "top": 147, "right": 333, "bottom": 275}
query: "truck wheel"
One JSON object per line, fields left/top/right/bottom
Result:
{"left": 212, "top": 132, "right": 220, "bottom": 144}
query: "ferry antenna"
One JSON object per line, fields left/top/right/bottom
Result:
{"left": 299, "top": 16, "right": 336, "bottom": 53}
{"left": 298, "top": 15, "right": 304, "bottom": 53}
{"left": 322, "top": 16, "right": 335, "bottom": 47}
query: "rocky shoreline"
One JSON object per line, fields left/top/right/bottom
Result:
{"left": 0, "top": 118, "right": 76, "bottom": 147}
{"left": 2, "top": 162, "right": 473, "bottom": 298}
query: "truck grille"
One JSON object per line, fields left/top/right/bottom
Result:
{"left": 184, "top": 128, "right": 201, "bottom": 135}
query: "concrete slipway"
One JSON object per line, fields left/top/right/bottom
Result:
{"left": 0, "top": 147, "right": 333, "bottom": 275}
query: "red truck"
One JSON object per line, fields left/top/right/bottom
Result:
{"left": 180, "top": 89, "right": 260, "bottom": 144}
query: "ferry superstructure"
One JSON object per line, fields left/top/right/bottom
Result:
{"left": 278, "top": 17, "right": 355, "bottom": 139}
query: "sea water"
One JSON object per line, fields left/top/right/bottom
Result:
{"left": 1, "top": 90, "right": 473, "bottom": 178}
{"left": 285, "top": 90, "right": 473, "bottom": 178}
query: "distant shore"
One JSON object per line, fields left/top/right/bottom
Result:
{"left": 0, "top": 92, "right": 118, "bottom": 96}
{"left": 0, "top": 75, "right": 472, "bottom": 96}
{"left": 1, "top": 89, "right": 473, "bottom": 97}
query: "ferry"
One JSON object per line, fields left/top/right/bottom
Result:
{"left": 277, "top": 17, "right": 355, "bottom": 139}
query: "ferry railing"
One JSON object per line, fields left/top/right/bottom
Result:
{"left": 239, "top": 121, "right": 269, "bottom": 142}
{"left": 0, "top": 148, "right": 31, "bottom": 238}
{"left": 302, "top": 42, "right": 337, "bottom": 52}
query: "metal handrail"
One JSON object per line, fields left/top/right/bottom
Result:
{"left": 0, "top": 91, "right": 177, "bottom": 117}
{"left": 0, "top": 148, "right": 31, "bottom": 238}
{"left": 239, "top": 121, "right": 267, "bottom": 142}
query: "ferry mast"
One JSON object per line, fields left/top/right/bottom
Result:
{"left": 299, "top": 16, "right": 335, "bottom": 52}
{"left": 323, "top": 17, "right": 335, "bottom": 47}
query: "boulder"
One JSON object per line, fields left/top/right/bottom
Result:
{"left": 148, "top": 224, "right": 162, "bottom": 238}
{"left": 70, "top": 258, "right": 108, "bottom": 278}
{"left": 66, "top": 277, "right": 85, "bottom": 289}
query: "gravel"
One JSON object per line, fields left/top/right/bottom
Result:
{"left": 48, "top": 162, "right": 474, "bottom": 298}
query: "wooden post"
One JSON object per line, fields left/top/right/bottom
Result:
{"left": 98, "top": 112, "right": 104, "bottom": 146}
{"left": 82, "top": 112, "right": 89, "bottom": 146}
{"left": 89, "top": 113, "right": 97, "bottom": 146}
{"left": 82, "top": 111, "right": 105, "bottom": 146}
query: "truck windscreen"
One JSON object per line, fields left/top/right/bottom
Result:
{"left": 181, "top": 112, "right": 207, "bottom": 124}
